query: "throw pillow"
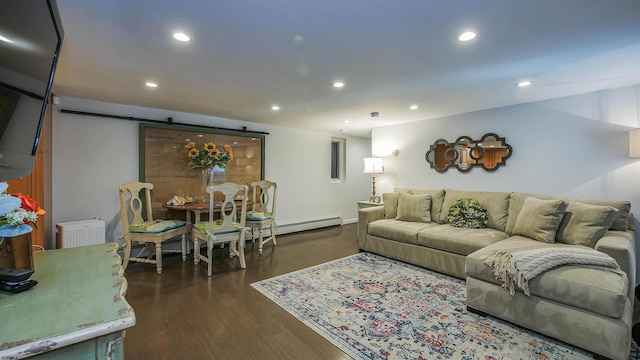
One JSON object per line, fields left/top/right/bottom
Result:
{"left": 129, "top": 219, "right": 186, "bottom": 233}
{"left": 447, "top": 198, "right": 488, "bottom": 228}
{"left": 556, "top": 201, "right": 618, "bottom": 247}
{"left": 382, "top": 193, "right": 398, "bottom": 219}
{"left": 512, "top": 197, "right": 568, "bottom": 243}
{"left": 396, "top": 192, "right": 431, "bottom": 222}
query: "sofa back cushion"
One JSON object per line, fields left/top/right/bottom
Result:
{"left": 395, "top": 188, "right": 445, "bottom": 223}
{"left": 506, "top": 192, "right": 631, "bottom": 234}
{"left": 556, "top": 201, "right": 618, "bottom": 247}
{"left": 382, "top": 192, "right": 399, "bottom": 219}
{"left": 439, "top": 189, "right": 511, "bottom": 231}
{"left": 571, "top": 198, "right": 631, "bottom": 231}
{"left": 396, "top": 192, "right": 431, "bottom": 222}
{"left": 512, "top": 197, "right": 568, "bottom": 243}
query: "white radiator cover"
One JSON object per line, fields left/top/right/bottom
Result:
{"left": 56, "top": 219, "right": 106, "bottom": 249}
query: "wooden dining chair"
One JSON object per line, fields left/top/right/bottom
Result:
{"left": 246, "top": 180, "right": 278, "bottom": 254}
{"left": 119, "top": 181, "right": 187, "bottom": 274}
{"left": 192, "top": 182, "right": 249, "bottom": 276}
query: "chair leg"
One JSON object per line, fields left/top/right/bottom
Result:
{"left": 258, "top": 229, "right": 265, "bottom": 255}
{"left": 193, "top": 237, "right": 200, "bottom": 264}
{"left": 250, "top": 227, "right": 256, "bottom": 245}
{"left": 181, "top": 233, "right": 187, "bottom": 262}
{"left": 122, "top": 235, "right": 132, "bottom": 270}
{"left": 206, "top": 242, "right": 213, "bottom": 277}
{"left": 238, "top": 235, "right": 246, "bottom": 269}
{"left": 271, "top": 222, "right": 277, "bottom": 246}
{"left": 155, "top": 242, "right": 163, "bottom": 275}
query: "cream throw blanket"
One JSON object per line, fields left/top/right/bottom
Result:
{"left": 484, "top": 244, "right": 624, "bottom": 296}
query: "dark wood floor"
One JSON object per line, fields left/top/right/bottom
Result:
{"left": 123, "top": 223, "right": 359, "bottom": 360}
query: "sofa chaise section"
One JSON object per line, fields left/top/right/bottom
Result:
{"left": 358, "top": 187, "right": 635, "bottom": 360}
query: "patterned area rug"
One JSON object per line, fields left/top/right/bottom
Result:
{"left": 252, "top": 252, "right": 636, "bottom": 360}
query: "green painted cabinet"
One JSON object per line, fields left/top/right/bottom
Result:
{"left": 0, "top": 244, "right": 135, "bottom": 359}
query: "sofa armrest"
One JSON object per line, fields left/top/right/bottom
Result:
{"left": 358, "top": 206, "right": 384, "bottom": 247}
{"left": 595, "top": 230, "right": 636, "bottom": 299}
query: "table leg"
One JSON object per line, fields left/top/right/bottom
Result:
{"left": 185, "top": 210, "right": 192, "bottom": 256}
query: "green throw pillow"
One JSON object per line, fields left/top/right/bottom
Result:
{"left": 447, "top": 198, "right": 488, "bottom": 229}
{"left": 512, "top": 197, "right": 568, "bottom": 243}
{"left": 129, "top": 219, "right": 186, "bottom": 233}
{"left": 396, "top": 192, "right": 431, "bottom": 222}
{"left": 556, "top": 201, "right": 618, "bottom": 247}
{"left": 194, "top": 221, "right": 242, "bottom": 235}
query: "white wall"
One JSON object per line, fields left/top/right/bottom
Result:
{"left": 372, "top": 85, "right": 640, "bottom": 205}
{"left": 51, "top": 96, "right": 371, "bottom": 244}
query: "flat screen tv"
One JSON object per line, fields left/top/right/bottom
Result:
{"left": 0, "top": 0, "right": 64, "bottom": 181}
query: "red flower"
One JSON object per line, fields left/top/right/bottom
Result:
{"left": 12, "top": 193, "right": 46, "bottom": 216}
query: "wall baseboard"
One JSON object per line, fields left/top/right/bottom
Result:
{"left": 277, "top": 216, "right": 343, "bottom": 235}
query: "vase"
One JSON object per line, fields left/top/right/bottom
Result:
{"left": 202, "top": 168, "right": 214, "bottom": 202}
{"left": 202, "top": 167, "right": 227, "bottom": 202}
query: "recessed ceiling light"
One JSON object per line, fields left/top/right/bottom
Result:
{"left": 409, "top": 105, "right": 419, "bottom": 110}
{"left": 145, "top": 82, "right": 158, "bottom": 88}
{"left": 516, "top": 81, "right": 532, "bottom": 87}
{"left": 458, "top": 31, "right": 476, "bottom": 42}
{"left": 333, "top": 81, "right": 345, "bottom": 88}
{"left": 0, "top": 34, "right": 14, "bottom": 44}
{"left": 173, "top": 32, "right": 191, "bottom": 42}
{"left": 271, "top": 105, "right": 280, "bottom": 111}
{"left": 343, "top": 119, "right": 351, "bottom": 123}
{"left": 339, "top": 128, "right": 349, "bottom": 133}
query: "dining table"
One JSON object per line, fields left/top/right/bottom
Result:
{"left": 163, "top": 199, "right": 254, "bottom": 225}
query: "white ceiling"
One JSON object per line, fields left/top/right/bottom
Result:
{"left": 52, "top": 0, "right": 640, "bottom": 138}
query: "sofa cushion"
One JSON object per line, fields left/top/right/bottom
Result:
{"left": 572, "top": 198, "right": 631, "bottom": 232}
{"left": 367, "top": 219, "right": 436, "bottom": 245}
{"left": 465, "top": 236, "right": 628, "bottom": 319}
{"left": 396, "top": 188, "right": 446, "bottom": 224}
{"left": 506, "top": 192, "right": 631, "bottom": 234}
{"left": 382, "top": 193, "right": 398, "bottom": 219}
{"left": 129, "top": 219, "right": 186, "bottom": 233}
{"left": 512, "top": 197, "right": 568, "bottom": 243}
{"left": 439, "top": 189, "right": 510, "bottom": 231}
{"left": 556, "top": 201, "right": 618, "bottom": 247}
{"left": 396, "top": 192, "right": 431, "bottom": 222}
{"left": 418, "top": 224, "right": 509, "bottom": 256}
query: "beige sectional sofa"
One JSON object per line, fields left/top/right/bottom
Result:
{"left": 357, "top": 188, "right": 635, "bottom": 360}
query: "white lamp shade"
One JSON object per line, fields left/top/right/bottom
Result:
{"left": 363, "top": 157, "right": 383, "bottom": 174}
{"left": 630, "top": 129, "right": 640, "bottom": 157}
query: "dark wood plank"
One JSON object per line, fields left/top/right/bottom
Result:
{"left": 123, "top": 224, "right": 359, "bottom": 360}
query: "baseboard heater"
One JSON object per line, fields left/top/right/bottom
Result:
{"left": 56, "top": 219, "right": 106, "bottom": 249}
{"left": 277, "top": 216, "right": 342, "bottom": 235}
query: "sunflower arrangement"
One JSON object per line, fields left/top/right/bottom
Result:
{"left": 185, "top": 141, "right": 233, "bottom": 169}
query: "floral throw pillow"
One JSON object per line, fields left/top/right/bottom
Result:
{"left": 447, "top": 198, "right": 488, "bottom": 229}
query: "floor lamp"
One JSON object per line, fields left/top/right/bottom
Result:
{"left": 363, "top": 157, "right": 383, "bottom": 202}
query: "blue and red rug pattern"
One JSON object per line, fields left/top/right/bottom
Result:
{"left": 251, "top": 252, "right": 619, "bottom": 359}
